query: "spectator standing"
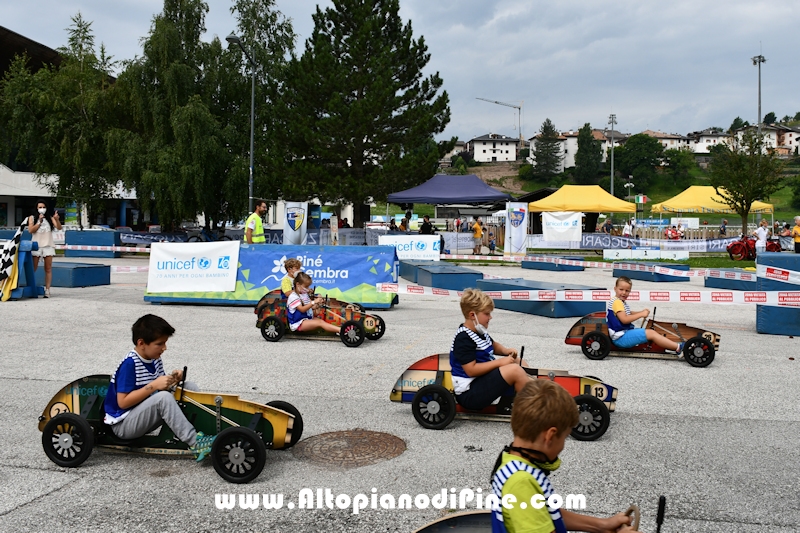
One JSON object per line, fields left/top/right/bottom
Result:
{"left": 622, "top": 219, "right": 632, "bottom": 237}
{"left": 601, "top": 217, "right": 613, "bottom": 234}
{"left": 472, "top": 216, "right": 484, "bottom": 254}
{"left": 419, "top": 215, "right": 434, "bottom": 235}
{"left": 28, "top": 200, "right": 62, "bottom": 298}
{"left": 719, "top": 219, "right": 727, "bottom": 237}
{"left": 244, "top": 199, "right": 267, "bottom": 244}
{"left": 753, "top": 219, "right": 771, "bottom": 254}
{"left": 791, "top": 216, "right": 800, "bottom": 254}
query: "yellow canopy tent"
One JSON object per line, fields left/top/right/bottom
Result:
{"left": 650, "top": 186, "right": 773, "bottom": 214}
{"left": 527, "top": 185, "right": 636, "bottom": 212}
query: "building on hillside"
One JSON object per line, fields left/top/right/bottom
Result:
{"left": 735, "top": 124, "right": 800, "bottom": 156}
{"left": 686, "top": 128, "right": 731, "bottom": 153}
{"left": 528, "top": 128, "right": 627, "bottom": 172}
{"left": 467, "top": 133, "right": 520, "bottom": 163}
{"left": 439, "top": 140, "right": 467, "bottom": 167}
{"left": 641, "top": 130, "right": 689, "bottom": 151}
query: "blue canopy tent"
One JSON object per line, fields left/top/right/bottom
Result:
{"left": 387, "top": 174, "right": 513, "bottom": 204}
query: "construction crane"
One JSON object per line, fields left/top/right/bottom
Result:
{"left": 476, "top": 98, "right": 524, "bottom": 141}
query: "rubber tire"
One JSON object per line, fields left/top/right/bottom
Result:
{"left": 412, "top": 384, "right": 457, "bottom": 430}
{"left": 727, "top": 241, "right": 746, "bottom": 261}
{"left": 42, "top": 413, "right": 94, "bottom": 467}
{"left": 571, "top": 394, "right": 610, "bottom": 441}
{"left": 266, "top": 400, "right": 304, "bottom": 449}
{"left": 365, "top": 314, "right": 386, "bottom": 341}
{"left": 260, "top": 316, "right": 285, "bottom": 342}
{"left": 581, "top": 331, "right": 611, "bottom": 360}
{"left": 683, "top": 336, "right": 715, "bottom": 367}
{"left": 187, "top": 235, "right": 202, "bottom": 243}
{"left": 340, "top": 320, "right": 365, "bottom": 347}
{"left": 211, "top": 427, "right": 267, "bottom": 484}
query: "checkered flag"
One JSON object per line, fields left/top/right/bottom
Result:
{"left": 0, "top": 223, "right": 25, "bottom": 288}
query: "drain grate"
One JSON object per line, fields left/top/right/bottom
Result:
{"left": 292, "top": 429, "right": 406, "bottom": 469}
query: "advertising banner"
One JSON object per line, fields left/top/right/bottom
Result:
{"left": 441, "top": 232, "right": 475, "bottom": 253}
{"left": 542, "top": 212, "right": 582, "bottom": 241}
{"left": 330, "top": 216, "right": 339, "bottom": 245}
{"left": 147, "top": 241, "right": 239, "bottom": 293}
{"left": 379, "top": 235, "right": 440, "bottom": 260}
{"left": 120, "top": 231, "right": 188, "bottom": 244}
{"left": 283, "top": 202, "right": 308, "bottom": 245}
{"left": 504, "top": 202, "right": 528, "bottom": 257}
{"left": 309, "top": 204, "right": 322, "bottom": 229}
{"left": 144, "top": 244, "right": 398, "bottom": 307}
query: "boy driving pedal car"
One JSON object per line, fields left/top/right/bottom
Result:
{"left": 607, "top": 277, "right": 683, "bottom": 354}
{"left": 450, "top": 289, "right": 530, "bottom": 411}
{"left": 102, "top": 314, "right": 215, "bottom": 461}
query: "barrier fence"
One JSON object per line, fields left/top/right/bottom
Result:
{"left": 375, "top": 284, "right": 800, "bottom": 307}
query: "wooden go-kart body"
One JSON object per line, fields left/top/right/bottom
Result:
{"left": 565, "top": 311, "right": 719, "bottom": 367}
{"left": 38, "top": 374, "right": 303, "bottom": 483}
{"left": 254, "top": 289, "right": 385, "bottom": 347}
{"left": 390, "top": 353, "right": 617, "bottom": 441}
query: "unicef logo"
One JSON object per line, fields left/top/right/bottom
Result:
{"left": 198, "top": 257, "right": 211, "bottom": 270}
{"left": 415, "top": 241, "right": 427, "bottom": 251}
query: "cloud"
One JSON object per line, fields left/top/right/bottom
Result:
{"left": 3, "top": 0, "right": 799, "bottom": 141}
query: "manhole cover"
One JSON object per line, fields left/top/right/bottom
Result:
{"left": 292, "top": 429, "right": 406, "bottom": 469}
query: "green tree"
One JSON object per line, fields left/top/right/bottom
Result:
{"left": 611, "top": 133, "right": 663, "bottom": 188}
{"left": 274, "top": 0, "right": 452, "bottom": 227}
{"left": 663, "top": 147, "right": 695, "bottom": 187}
{"left": 708, "top": 130, "right": 786, "bottom": 236}
{"left": 107, "top": 0, "right": 294, "bottom": 230}
{"left": 0, "top": 13, "right": 116, "bottom": 225}
{"left": 763, "top": 111, "right": 776, "bottom": 124}
{"left": 532, "top": 118, "right": 562, "bottom": 177}
{"left": 789, "top": 176, "right": 800, "bottom": 209}
{"left": 573, "top": 123, "right": 602, "bottom": 184}
{"left": 729, "top": 116, "right": 748, "bottom": 132}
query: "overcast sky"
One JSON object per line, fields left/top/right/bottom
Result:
{"left": 4, "top": 0, "right": 798, "bottom": 142}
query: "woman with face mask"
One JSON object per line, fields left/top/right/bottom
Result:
{"left": 27, "top": 201, "right": 62, "bottom": 297}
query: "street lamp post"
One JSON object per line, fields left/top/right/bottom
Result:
{"left": 751, "top": 54, "right": 766, "bottom": 139}
{"left": 608, "top": 114, "right": 617, "bottom": 197}
{"left": 226, "top": 32, "right": 257, "bottom": 214}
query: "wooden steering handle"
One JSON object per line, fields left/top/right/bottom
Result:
{"left": 625, "top": 504, "right": 640, "bottom": 530}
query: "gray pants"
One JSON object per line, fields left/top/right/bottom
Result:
{"left": 111, "top": 384, "right": 198, "bottom": 446}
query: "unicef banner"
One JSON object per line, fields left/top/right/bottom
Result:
{"left": 146, "top": 241, "right": 239, "bottom": 293}
{"left": 144, "top": 244, "right": 398, "bottom": 308}
{"left": 542, "top": 212, "right": 582, "bottom": 241}
{"left": 504, "top": 202, "right": 528, "bottom": 257}
{"left": 378, "top": 235, "right": 440, "bottom": 260}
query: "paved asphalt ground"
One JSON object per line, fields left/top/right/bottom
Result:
{"left": 1, "top": 255, "right": 798, "bottom": 532}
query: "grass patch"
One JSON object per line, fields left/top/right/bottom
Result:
{"left": 581, "top": 255, "right": 755, "bottom": 269}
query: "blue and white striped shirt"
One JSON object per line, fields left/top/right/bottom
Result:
{"left": 103, "top": 350, "right": 166, "bottom": 424}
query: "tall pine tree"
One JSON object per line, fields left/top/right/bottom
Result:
{"left": 274, "top": 0, "right": 452, "bottom": 226}
{"left": 533, "top": 118, "right": 562, "bottom": 177}
{"left": 573, "top": 123, "right": 602, "bottom": 184}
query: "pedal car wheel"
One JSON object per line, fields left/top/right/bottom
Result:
{"left": 340, "top": 320, "right": 365, "bottom": 347}
{"left": 211, "top": 427, "right": 267, "bottom": 484}
{"left": 187, "top": 235, "right": 202, "bottom": 243}
{"left": 364, "top": 314, "right": 386, "bottom": 341}
{"left": 260, "top": 316, "right": 285, "bottom": 342}
{"left": 412, "top": 385, "right": 456, "bottom": 430}
{"left": 683, "top": 336, "right": 715, "bottom": 367}
{"left": 266, "top": 401, "right": 304, "bottom": 449}
{"left": 42, "top": 413, "right": 94, "bottom": 467}
{"left": 571, "top": 394, "right": 610, "bottom": 441}
{"left": 581, "top": 332, "right": 610, "bottom": 360}
{"left": 727, "top": 241, "right": 746, "bottom": 261}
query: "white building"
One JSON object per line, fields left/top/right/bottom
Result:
{"left": 529, "top": 129, "right": 626, "bottom": 172}
{"left": 467, "top": 133, "right": 520, "bottom": 163}
{"left": 686, "top": 129, "right": 731, "bottom": 153}
{"left": 641, "top": 130, "right": 690, "bottom": 150}
{"left": 735, "top": 124, "right": 800, "bottom": 156}
{"left": 440, "top": 140, "right": 467, "bottom": 167}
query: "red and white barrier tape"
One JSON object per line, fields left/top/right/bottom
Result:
{"left": 110, "top": 266, "right": 149, "bottom": 273}
{"left": 376, "top": 283, "right": 800, "bottom": 307}
{"left": 756, "top": 264, "right": 800, "bottom": 286}
{"left": 442, "top": 253, "right": 772, "bottom": 281}
{"left": 55, "top": 244, "right": 151, "bottom": 253}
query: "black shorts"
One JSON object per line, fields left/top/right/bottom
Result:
{"left": 795, "top": 242, "right": 800, "bottom": 254}
{"left": 455, "top": 368, "right": 514, "bottom": 411}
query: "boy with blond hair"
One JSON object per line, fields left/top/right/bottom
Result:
{"left": 491, "top": 380, "right": 639, "bottom": 533}
{"left": 281, "top": 258, "right": 303, "bottom": 297}
{"left": 450, "top": 289, "right": 529, "bottom": 412}
{"left": 608, "top": 276, "right": 682, "bottom": 353}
